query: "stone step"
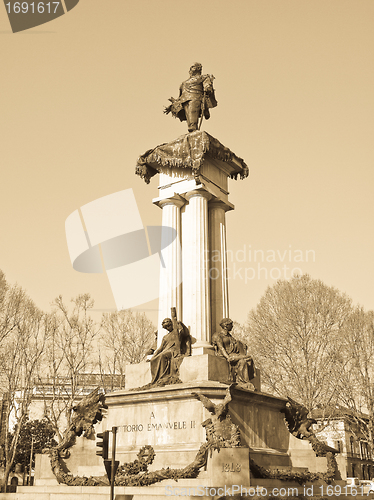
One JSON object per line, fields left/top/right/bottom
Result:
{"left": 0, "top": 485, "right": 371, "bottom": 500}
{"left": 0, "top": 484, "right": 213, "bottom": 500}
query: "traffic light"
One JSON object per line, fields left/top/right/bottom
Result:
{"left": 96, "top": 430, "right": 109, "bottom": 459}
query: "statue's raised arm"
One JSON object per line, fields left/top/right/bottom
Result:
{"left": 164, "top": 62, "right": 217, "bottom": 133}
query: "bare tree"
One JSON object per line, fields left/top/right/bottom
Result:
{"left": 245, "top": 274, "right": 353, "bottom": 410}
{"left": 0, "top": 293, "right": 47, "bottom": 492}
{"left": 231, "top": 321, "right": 249, "bottom": 345}
{"left": 0, "top": 271, "right": 7, "bottom": 318}
{"left": 338, "top": 307, "right": 374, "bottom": 444}
{"left": 0, "top": 273, "right": 31, "bottom": 350}
{"left": 99, "top": 309, "right": 155, "bottom": 390}
{"left": 35, "top": 311, "right": 67, "bottom": 443}
{"left": 37, "top": 294, "right": 100, "bottom": 441}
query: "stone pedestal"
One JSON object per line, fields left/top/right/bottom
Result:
{"left": 125, "top": 356, "right": 261, "bottom": 391}
{"left": 100, "top": 383, "right": 291, "bottom": 471}
{"left": 32, "top": 383, "right": 290, "bottom": 488}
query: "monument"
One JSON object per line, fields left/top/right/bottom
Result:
{"left": 163, "top": 62, "right": 217, "bottom": 132}
{"left": 21, "top": 64, "right": 340, "bottom": 500}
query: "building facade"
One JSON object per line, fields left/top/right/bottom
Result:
{"left": 313, "top": 410, "right": 374, "bottom": 480}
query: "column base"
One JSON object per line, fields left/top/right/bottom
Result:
{"left": 125, "top": 355, "right": 261, "bottom": 391}
{"left": 125, "top": 354, "right": 230, "bottom": 388}
{"left": 192, "top": 341, "right": 215, "bottom": 356}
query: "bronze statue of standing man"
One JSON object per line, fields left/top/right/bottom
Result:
{"left": 164, "top": 63, "right": 217, "bottom": 133}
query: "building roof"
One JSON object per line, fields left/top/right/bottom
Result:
{"left": 311, "top": 406, "right": 369, "bottom": 422}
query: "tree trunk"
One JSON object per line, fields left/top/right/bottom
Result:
{"left": 1, "top": 462, "right": 13, "bottom": 492}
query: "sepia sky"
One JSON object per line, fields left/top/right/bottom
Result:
{"left": 0, "top": 0, "right": 373, "bottom": 327}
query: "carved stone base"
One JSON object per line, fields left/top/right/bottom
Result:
{"left": 99, "top": 383, "right": 287, "bottom": 472}
{"left": 32, "top": 383, "right": 329, "bottom": 493}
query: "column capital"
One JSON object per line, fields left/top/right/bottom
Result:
{"left": 184, "top": 189, "right": 212, "bottom": 202}
{"left": 153, "top": 193, "right": 185, "bottom": 209}
{"left": 209, "top": 199, "right": 235, "bottom": 212}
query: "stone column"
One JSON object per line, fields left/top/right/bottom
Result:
{"left": 209, "top": 201, "right": 230, "bottom": 335}
{"left": 182, "top": 189, "right": 212, "bottom": 354}
{"left": 157, "top": 196, "right": 184, "bottom": 345}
